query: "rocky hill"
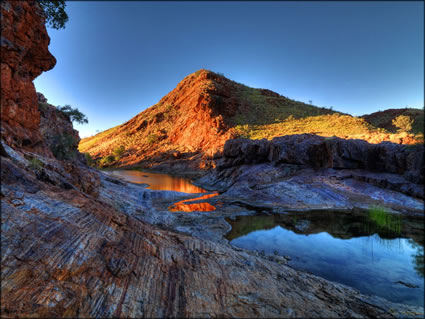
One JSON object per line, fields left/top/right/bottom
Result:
{"left": 79, "top": 70, "right": 341, "bottom": 169}
{"left": 80, "top": 71, "right": 422, "bottom": 172}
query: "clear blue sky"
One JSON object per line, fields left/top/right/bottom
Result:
{"left": 34, "top": 1, "right": 424, "bottom": 138}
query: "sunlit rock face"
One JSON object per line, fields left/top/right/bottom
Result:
{"left": 0, "top": 0, "right": 56, "bottom": 154}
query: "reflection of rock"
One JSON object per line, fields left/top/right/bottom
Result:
{"left": 294, "top": 220, "right": 310, "bottom": 232}
{"left": 168, "top": 193, "right": 218, "bottom": 212}
{"left": 225, "top": 210, "right": 424, "bottom": 248}
{"left": 395, "top": 281, "right": 420, "bottom": 289}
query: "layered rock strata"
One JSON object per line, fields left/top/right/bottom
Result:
{"left": 214, "top": 134, "right": 424, "bottom": 197}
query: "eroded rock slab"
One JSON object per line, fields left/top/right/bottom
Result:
{"left": 2, "top": 147, "right": 424, "bottom": 318}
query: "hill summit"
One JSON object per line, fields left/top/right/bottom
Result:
{"left": 79, "top": 69, "right": 421, "bottom": 171}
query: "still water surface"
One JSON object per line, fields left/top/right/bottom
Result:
{"left": 226, "top": 211, "right": 424, "bottom": 307}
{"left": 107, "top": 170, "right": 206, "bottom": 193}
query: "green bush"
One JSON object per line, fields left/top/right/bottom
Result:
{"left": 50, "top": 134, "right": 77, "bottom": 160}
{"left": 113, "top": 145, "right": 125, "bottom": 158}
{"left": 84, "top": 152, "right": 94, "bottom": 166}
{"left": 147, "top": 134, "right": 159, "bottom": 144}
{"left": 29, "top": 158, "right": 44, "bottom": 171}
{"left": 99, "top": 155, "right": 115, "bottom": 167}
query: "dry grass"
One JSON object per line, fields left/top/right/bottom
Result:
{"left": 234, "top": 114, "right": 377, "bottom": 140}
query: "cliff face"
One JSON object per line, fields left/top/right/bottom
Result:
{"left": 0, "top": 0, "right": 56, "bottom": 154}
{"left": 38, "top": 93, "right": 84, "bottom": 162}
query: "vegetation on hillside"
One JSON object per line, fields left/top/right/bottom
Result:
{"left": 233, "top": 114, "right": 376, "bottom": 140}
{"left": 230, "top": 85, "right": 338, "bottom": 126}
{"left": 392, "top": 115, "right": 414, "bottom": 133}
{"left": 362, "top": 108, "right": 424, "bottom": 134}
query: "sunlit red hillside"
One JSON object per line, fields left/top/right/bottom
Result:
{"left": 79, "top": 69, "right": 423, "bottom": 170}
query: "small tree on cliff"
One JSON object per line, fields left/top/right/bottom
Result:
{"left": 392, "top": 115, "right": 413, "bottom": 133}
{"left": 38, "top": 0, "right": 69, "bottom": 30}
{"left": 56, "top": 105, "right": 88, "bottom": 125}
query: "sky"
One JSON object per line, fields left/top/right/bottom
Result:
{"left": 34, "top": 1, "right": 424, "bottom": 138}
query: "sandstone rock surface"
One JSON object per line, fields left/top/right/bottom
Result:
{"left": 1, "top": 0, "right": 56, "bottom": 154}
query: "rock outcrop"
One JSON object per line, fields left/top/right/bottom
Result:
{"left": 218, "top": 134, "right": 424, "bottom": 187}
{"left": 1, "top": 0, "right": 56, "bottom": 154}
{"left": 38, "top": 93, "right": 84, "bottom": 162}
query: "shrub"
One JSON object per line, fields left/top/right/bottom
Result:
{"left": 50, "top": 134, "right": 77, "bottom": 160}
{"left": 56, "top": 105, "right": 88, "bottom": 125}
{"left": 147, "top": 134, "right": 159, "bottom": 144}
{"left": 99, "top": 155, "right": 115, "bottom": 167}
{"left": 165, "top": 104, "right": 173, "bottom": 112}
{"left": 234, "top": 124, "right": 251, "bottom": 138}
{"left": 113, "top": 145, "right": 125, "bottom": 158}
{"left": 29, "top": 157, "right": 44, "bottom": 171}
{"left": 84, "top": 153, "right": 94, "bottom": 166}
{"left": 392, "top": 115, "right": 414, "bottom": 133}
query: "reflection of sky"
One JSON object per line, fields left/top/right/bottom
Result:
{"left": 231, "top": 226, "right": 424, "bottom": 307}
{"left": 108, "top": 170, "right": 206, "bottom": 193}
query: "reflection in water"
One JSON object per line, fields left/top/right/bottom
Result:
{"left": 225, "top": 211, "right": 424, "bottom": 307}
{"left": 168, "top": 193, "right": 219, "bottom": 212}
{"left": 107, "top": 170, "right": 206, "bottom": 193}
